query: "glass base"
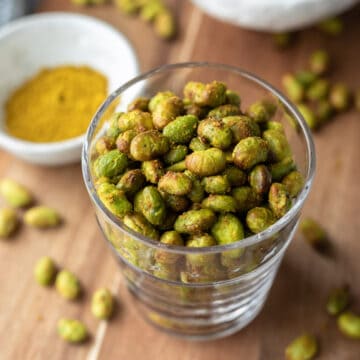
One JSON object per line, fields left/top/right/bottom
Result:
{"left": 127, "top": 281, "right": 269, "bottom": 341}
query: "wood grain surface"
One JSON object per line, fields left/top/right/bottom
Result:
{"left": 0, "top": 1, "right": 359, "bottom": 359}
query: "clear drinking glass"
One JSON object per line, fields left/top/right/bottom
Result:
{"left": 82, "top": 63, "right": 316, "bottom": 340}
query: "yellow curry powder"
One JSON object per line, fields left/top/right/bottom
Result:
{"left": 5, "top": 65, "right": 108, "bottom": 143}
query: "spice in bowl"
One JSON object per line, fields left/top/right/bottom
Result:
{"left": 5, "top": 65, "right": 107, "bottom": 143}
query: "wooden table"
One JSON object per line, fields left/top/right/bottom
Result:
{"left": 1, "top": 1, "right": 359, "bottom": 359}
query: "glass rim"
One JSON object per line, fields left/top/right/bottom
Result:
{"left": 82, "top": 61, "right": 316, "bottom": 255}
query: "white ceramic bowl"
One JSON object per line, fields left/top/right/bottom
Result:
{"left": 0, "top": 13, "right": 139, "bottom": 166}
{"left": 191, "top": 0, "right": 358, "bottom": 32}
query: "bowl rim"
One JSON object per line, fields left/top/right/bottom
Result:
{"left": 0, "top": 12, "right": 139, "bottom": 153}
{"left": 82, "top": 61, "right": 316, "bottom": 254}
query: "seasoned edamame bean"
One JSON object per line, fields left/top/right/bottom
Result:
{"left": 163, "top": 145, "right": 188, "bottom": 165}
{"left": 141, "top": 160, "right": 165, "bottom": 184}
{"left": 247, "top": 100, "right": 276, "bottom": 123}
{"left": 174, "top": 209, "right": 216, "bottom": 234}
{"left": 94, "top": 149, "right": 128, "bottom": 178}
{"left": 309, "top": 49, "right": 330, "bottom": 75}
{"left": 130, "top": 130, "right": 170, "bottom": 161}
{"left": 248, "top": 165, "right": 272, "bottom": 195}
{"left": 55, "top": 270, "right": 81, "bottom": 300}
{"left": 326, "top": 286, "right": 350, "bottom": 316}
{"left": 207, "top": 104, "right": 240, "bottom": 119}
{"left": 184, "top": 81, "right": 227, "bottom": 107}
{"left": 202, "top": 175, "right": 230, "bottom": 195}
{"left": 98, "top": 183, "right": 133, "bottom": 218}
{"left": 223, "top": 166, "right": 247, "bottom": 187}
{"left": 198, "top": 118, "right": 233, "bottom": 150}
{"left": 152, "top": 95, "right": 183, "bottom": 129}
{"left": 118, "top": 110, "right": 153, "bottom": 132}
{"left": 34, "top": 256, "right": 57, "bottom": 286}
{"left": 300, "top": 218, "right": 329, "bottom": 252}
{"left": 123, "top": 213, "right": 159, "bottom": 240}
{"left": 0, "top": 178, "right": 33, "bottom": 208}
{"left": 158, "top": 171, "right": 192, "bottom": 196}
{"left": 223, "top": 116, "right": 260, "bottom": 143}
{"left": 285, "top": 333, "right": 318, "bottom": 360}
{"left": 282, "top": 170, "right": 304, "bottom": 197}
{"left": 268, "top": 183, "right": 291, "bottom": 218}
{"left": 232, "top": 186, "right": 262, "bottom": 213}
{"left": 134, "top": 186, "right": 166, "bottom": 226}
{"left": 163, "top": 115, "right": 198, "bottom": 144}
{"left": 337, "top": 312, "right": 360, "bottom": 339}
{"left": 91, "top": 288, "right": 114, "bottom": 320}
{"left": 232, "top": 137, "right": 269, "bottom": 170}
{"left": 0, "top": 208, "right": 18, "bottom": 238}
{"left": 117, "top": 169, "right": 146, "bottom": 196}
{"left": 57, "top": 318, "right": 88, "bottom": 343}
{"left": 116, "top": 129, "right": 138, "bottom": 155}
{"left": 185, "top": 148, "right": 227, "bottom": 176}
{"left": 263, "top": 129, "right": 291, "bottom": 161}
{"left": 246, "top": 207, "right": 276, "bottom": 234}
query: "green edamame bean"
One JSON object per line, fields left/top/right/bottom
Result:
{"left": 174, "top": 209, "right": 216, "bottom": 234}
{"left": 326, "top": 286, "right": 350, "bottom": 316}
{"left": 94, "top": 150, "right": 128, "bottom": 178}
{"left": 282, "top": 170, "right": 304, "bottom": 197}
{"left": 207, "top": 104, "right": 240, "bottom": 119}
{"left": 263, "top": 129, "right": 292, "bottom": 162}
{"left": 130, "top": 130, "right": 170, "bottom": 161}
{"left": 202, "top": 175, "right": 230, "bottom": 194}
{"left": 163, "top": 145, "right": 188, "bottom": 165}
{"left": 246, "top": 207, "right": 276, "bottom": 234}
{"left": 152, "top": 95, "right": 183, "bottom": 129}
{"left": 163, "top": 115, "right": 198, "bottom": 144}
{"left": 202, "top": 195, "right": 237, "bottom": 213}
{"left": 223, "top": 166, "right": 247, "bottom": 187}
{"left": 225, "top": 90, "right": 241, "bottom": 106}
{"left": 91, "top": 288, "right": 114, "bottom": 320}
{"left": 116, "top": 129, "right": 138, "bottom": 155}
{"left": 269, "top": 156, "right": 296, "bottom": 181}
{"left": 197, "top": 118, "right": 233, "bottom": 150}
{"left": 55, "top": 270, "right": 81, "bottom": 300}
{"left": 158, "top": 171, "right": 193, "bottom": 196}
{"left": 309, "top": 49, "right": 330, "bottom": 75}
{"left": 134, "top": 186, "right": 166, "bottom": 226}
{"left": 118, "top": 110, "right": 153, "bottom": 132}
{"left": 247, "top": 100, "right": 277, "bottom": 123}
{"left": 337, "top": 312, "right": 360, "bottom": 339}
{"left": 57, "top": 318, "right": 88, "bottom": 343}
{"left": 189, "top": 137, "right": 210, "bottom": 152}
{"left": 222, "top": 115, "right": 260, "bottom": 143}
{"left": 127, "top": 97, "right": 150, "bottom": 112}
{"left": 232, "top": 137, "right": 269, "bottom": 170}
{"left": 285, "top": 333, "right": 318, "bottom": 360}
{"left": 268, "top": 183, "right": 291, "bottom": 218}
{"left": 185, "top": 148, "right": 227, "bottom": 176}
{"left": 155, "top": 231, "right": 184, "bottom": 265}
{"left": 117, "top": 169, "right": 146, "bottom": 196}
{"left": 231, "top": 186, "right": 263, "bottom": 213}
{"left": 141, "top": 160, "right": 165, "bottom": 184}
{"left": 249, "top": 164, "right": 272, "bottom": 195}
{"left": 123, "top": 213, "right": 159, "bottom": 240}
{"left": 184, "top": 81, "right": 227, "bottom": 107}
{"left": 282, "top": 74, "right": 304, "bottom": 103}
{"left": 211, "top": 213, "right": 244, "bottom": 245}
{"left": 98, "top": 183, "right": 133, "bottom": 218}
{"left": 34, "top": 256, "right": 57, "bottom": 286}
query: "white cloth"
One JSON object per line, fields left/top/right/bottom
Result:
{"left": 191, "top": 0, "right": 359, "bottom": 32}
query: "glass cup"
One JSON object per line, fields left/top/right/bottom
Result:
{"left": 82, "top": 63, "right": 316, "bottom": 340}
